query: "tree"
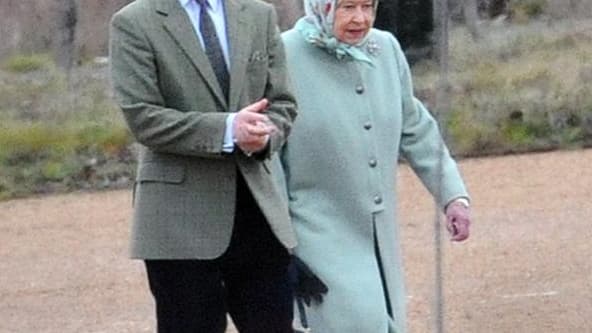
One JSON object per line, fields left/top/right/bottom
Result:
{"left": 264, "top": 0, "right": 304, "bottom": 31}
{"left": 54, "top": 0, "right": 77, "bottom": 75}
{"left": 375, "top": 0, "right": 435, "bottom": 50}
{"left": 374, "top": 0, "right": 435, "bottom": 63}
{"left": 485, "top": 0, "right": 508, "bottom": 17}
{"left": 460, "top": 0, "right": 481, "bottom": 40}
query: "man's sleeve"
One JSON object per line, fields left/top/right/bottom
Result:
{"left": 109, "top": 11, "right": 229, "bottom": 158}
{"left": 258, "top": 5, "right": 298, "bottom": 159}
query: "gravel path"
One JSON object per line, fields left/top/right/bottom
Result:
{"left": 1, "top": 149, "right": 590, "bottom": 332}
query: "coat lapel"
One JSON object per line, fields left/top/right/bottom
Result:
{"left": 225, "top": 0, "right": 249, "bottom": 111}
{"left": 156, "top": 0, "right": 228, "bottom": 108}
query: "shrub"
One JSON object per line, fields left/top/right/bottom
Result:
{"left": 0, "top": 61, "right": 134, "bottom": 200}
{"left": 0, "top": 124, "right": 133, "bottom": 200}
{"left": 414, "top": 18, "right": 592, "bottom": 157}
{"left": 510, "top": 0, "right": 548, "bottom": 22}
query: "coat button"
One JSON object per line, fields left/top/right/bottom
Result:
{"left": 374, "top": 196, "right": 383, "bottom": 205}
{"left": 364, "top": 122, "right": 372, "bottom": 130}
{"left": 355, "top": 85, "right": 364, "bottom": 94}
{"left": 369, "top": 159, "right": 377, "bottom": 168}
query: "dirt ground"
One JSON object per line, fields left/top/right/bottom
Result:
{"left": 1, "top": 149, "right": 590, "bottom": 333}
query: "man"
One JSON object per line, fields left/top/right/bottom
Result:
{"left": 109, "top": 0, "right": 297, "bottom": 331}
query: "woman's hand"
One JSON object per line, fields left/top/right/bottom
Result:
{"left": 445, "top": 201, "right": 471, "bottom": 242}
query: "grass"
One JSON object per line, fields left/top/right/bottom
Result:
{"left": 0, "top": 60, "right": 134, "bottom": 200}
{"left": 2, "top": 53, "right": 54, "bottom": 73}
{"left": 413, "top": 18, "right": 592, "bottom": 156}
{"left": 510, "top": 0, "right": 548, "bottom": 23}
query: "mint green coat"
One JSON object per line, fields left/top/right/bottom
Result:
{"left": 279, "top": 28, "right": 468, "bottom": 333}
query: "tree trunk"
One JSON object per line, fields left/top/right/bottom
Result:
{"left": 0, "top": 1, "right": 22, "bottom": 57}
{"left": 54, "top": 0, "right": 77, "bottom": 74}
{"left": 462, "top": 0, "right": 481, "bottom": 40}
{"left": 265, "top": 0, "right": 304, "bottom": 31}
{"left": 488, "top": 0, "right": 508, "bottom": 18}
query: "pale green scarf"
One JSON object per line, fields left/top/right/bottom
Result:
{"left": 297, "top": 0, "right": 378, "bottom": 65}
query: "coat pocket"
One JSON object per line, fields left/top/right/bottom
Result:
{"left": 136, "top": 161, "right": 185, "bottom": 184}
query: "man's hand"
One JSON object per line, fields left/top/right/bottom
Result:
{"left": 232, "top": 99, "right": 278, "bottom": 155}
{"left": 289, "top": 256, "right": 328, "bottom": 306}
{"left": 445, "top": 201, "right": 471, "bottom": 242}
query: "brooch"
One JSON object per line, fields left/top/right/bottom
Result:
{"left": 366, "top": 39, "right": 380, "bottom": 56}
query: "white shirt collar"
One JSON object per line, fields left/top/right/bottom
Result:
{"left": 179, "top": 0, "right": 221, "bottom": 12}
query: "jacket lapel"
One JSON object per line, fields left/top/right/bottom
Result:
{"left": 225, "top": 0, "right": 249, "bottom": 111}
{"left": 156, "top": 0, "right": 228, "bottom": 108}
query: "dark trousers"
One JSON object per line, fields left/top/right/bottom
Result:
{"left": 145, "top": 174, "right": 293, "bottom": 333}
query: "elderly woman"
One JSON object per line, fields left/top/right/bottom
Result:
{"left": 279, "top": 0, "right": 472, "bottom": 332}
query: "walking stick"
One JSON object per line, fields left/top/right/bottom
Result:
{"left": 433, "top": 0, "right": 451, "bottom": 332}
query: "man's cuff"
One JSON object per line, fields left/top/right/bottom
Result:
{"left": 222, "top": 113, "right": 237, "bottom": 153}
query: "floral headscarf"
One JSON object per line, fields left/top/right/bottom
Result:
{"left": 296, "top": 0, "right": 379, "bottom": 65}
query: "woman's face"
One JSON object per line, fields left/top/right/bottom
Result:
{"left": 332, "top": 0, "right": 375, "bottom": 45}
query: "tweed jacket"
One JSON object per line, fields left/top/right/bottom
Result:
{"left": 110, "top": 0, "right": 297, "bottom": 259}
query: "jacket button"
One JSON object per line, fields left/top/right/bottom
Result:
{"left": 355, "top": 85, "right": 364, "bottom": 94}
{"left": 364, "top": 122, "right": 372, "bottom": 130}
{"left": 374, "top": 196, "right": 383, "bottom": 205}
{"left": 369, "top": 159, "right": 377, "bottom": 168}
